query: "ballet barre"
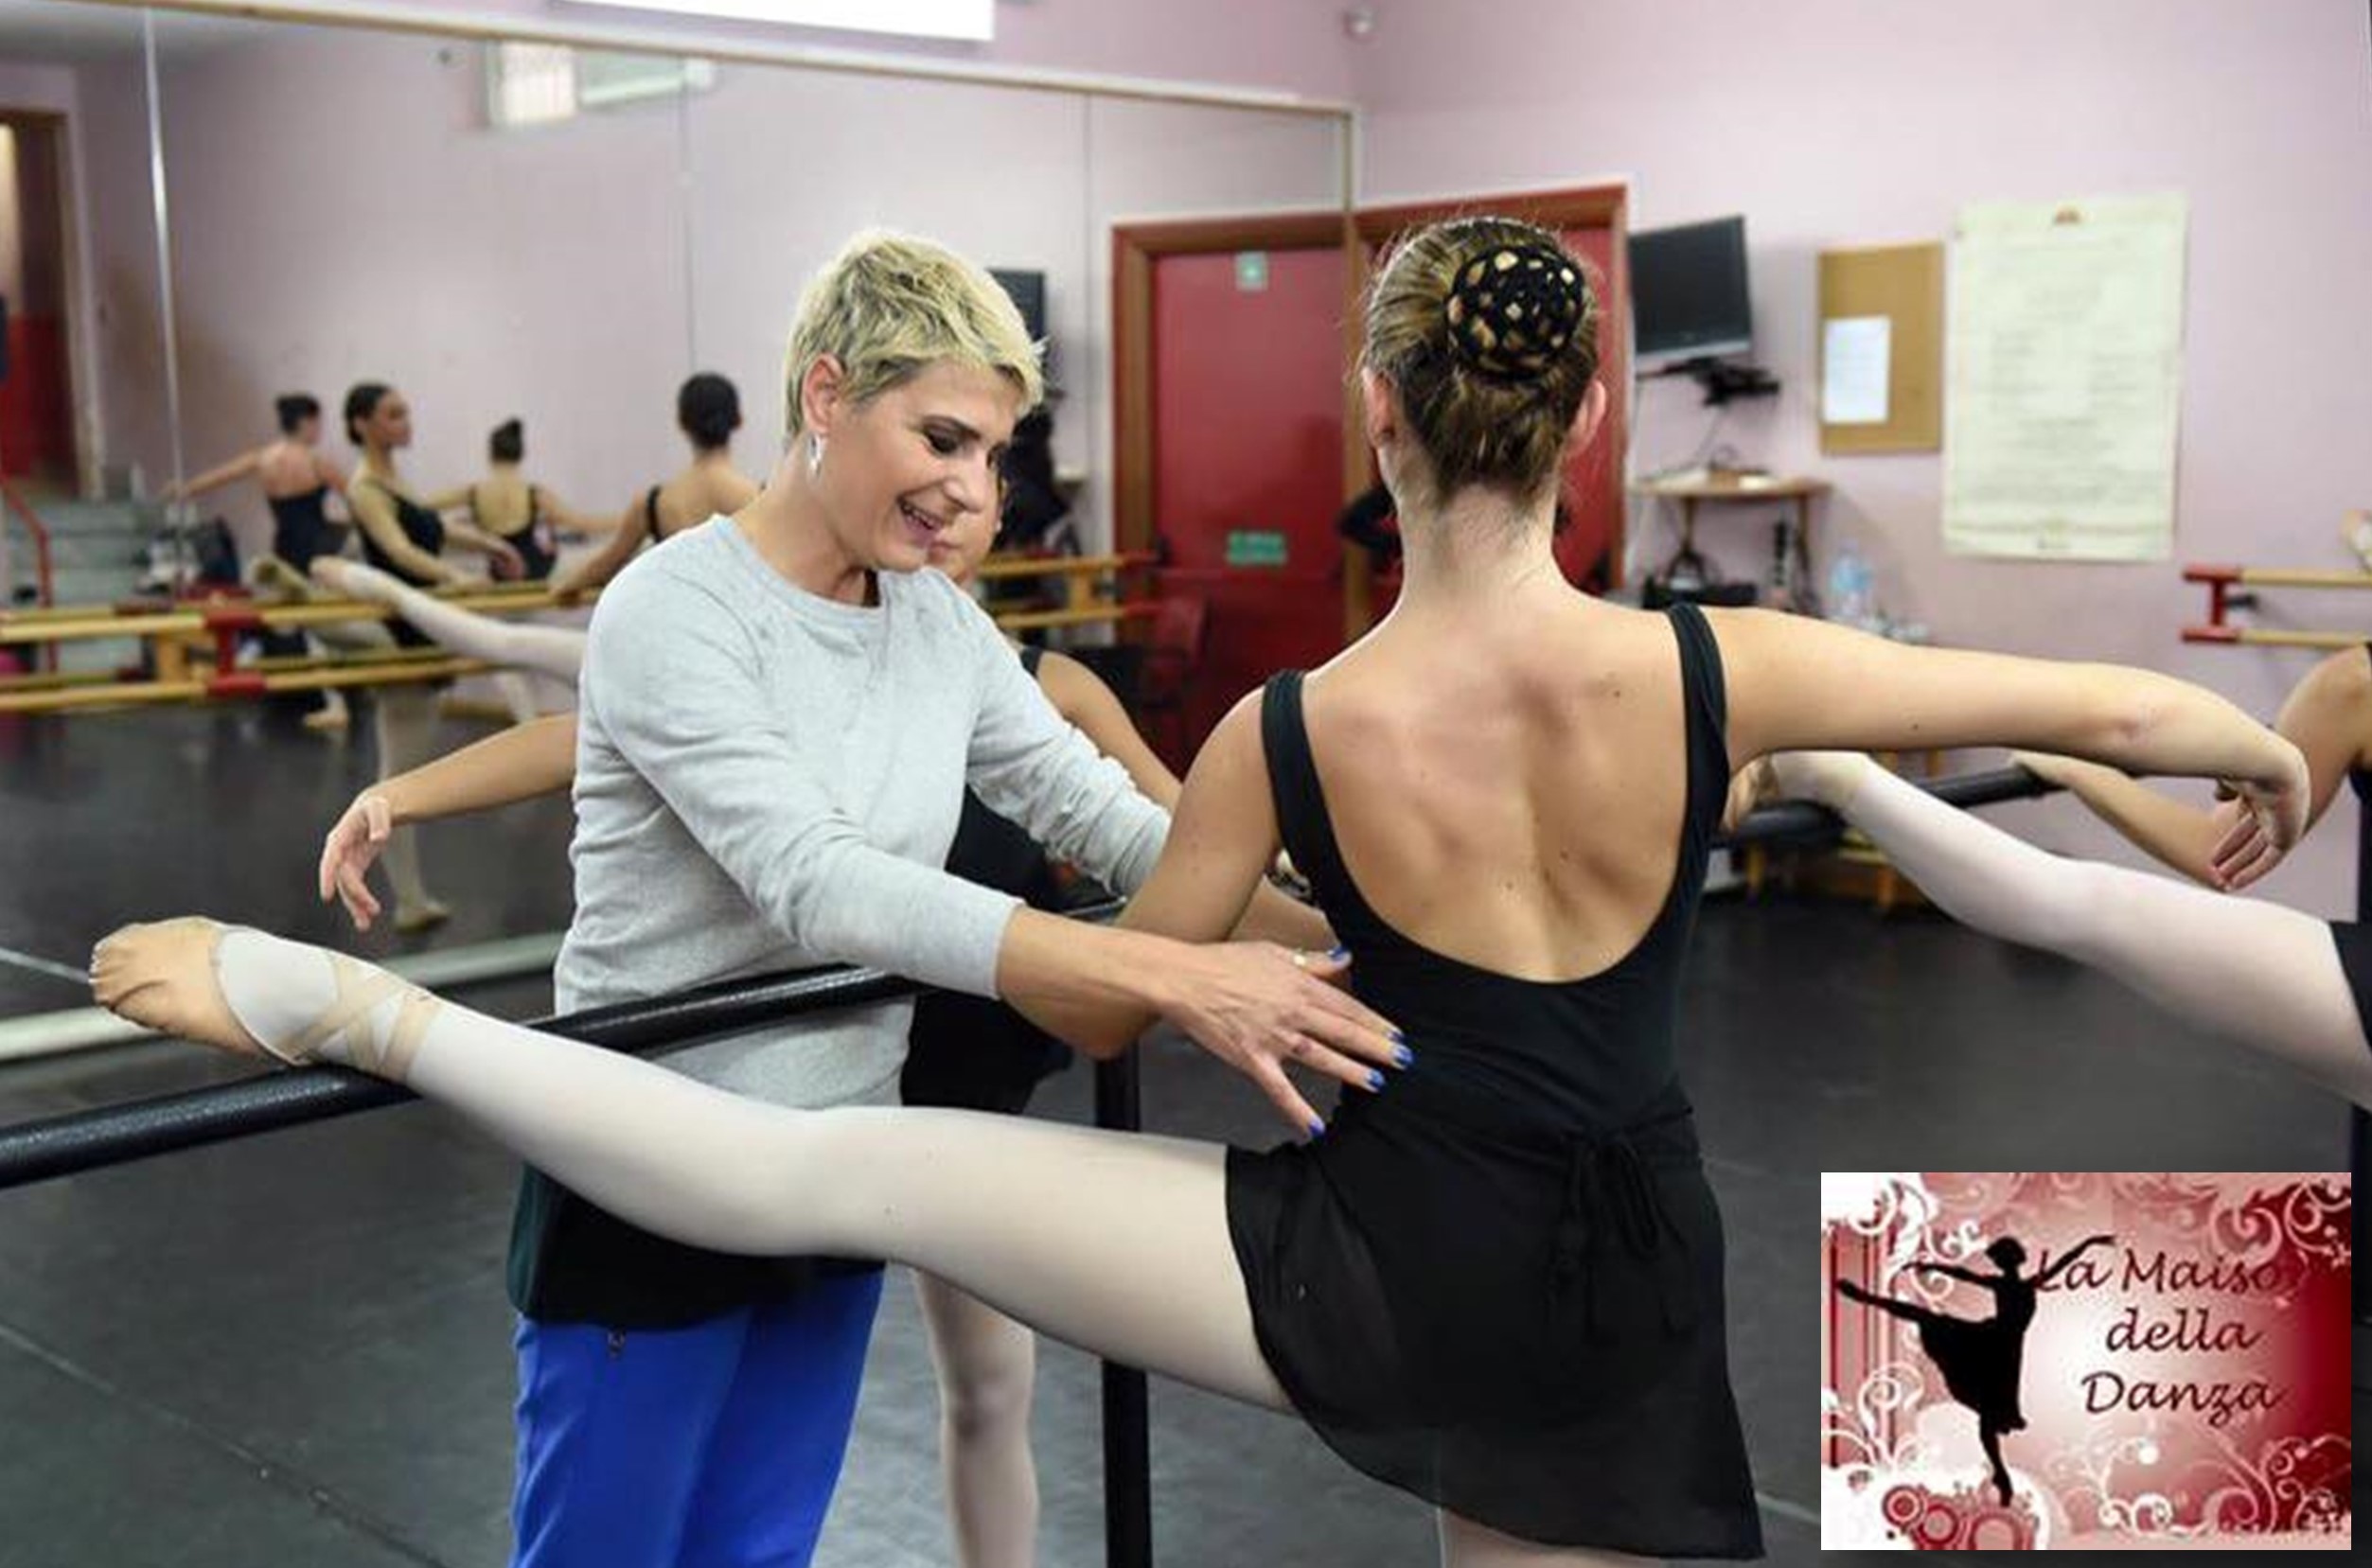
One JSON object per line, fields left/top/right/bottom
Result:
{"left": 0, "top": 579, "right": 570, "bottom": 648}
{"left": 2183, "top": 563, "right": 2372, "bottom": 646}
{"left": 0, "top": 582, "right": 573, "bottom": 714}
{"left": 0, "top": 764, "right": 2056, "bottom": 1568}
{"left": 0, "top": 750, "right": 2053, "bottom": 1178}
{"left": 979, "top": 552, "right": 1159, "bottom": 636}
{"left": 0, "top": 655, "right": 494, "bottom": 715}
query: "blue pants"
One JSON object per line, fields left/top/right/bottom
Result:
{"left": 510, "top": 1269, "right": 887, "bottom": 1568}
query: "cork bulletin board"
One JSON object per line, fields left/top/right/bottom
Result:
{"left": 1816, "top": 240, "right": 1944, "bottom": 453}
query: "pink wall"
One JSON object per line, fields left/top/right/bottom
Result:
{"left": 345, "top": 0, "right": 1354, "bottom": 99}
{"left": 1354, "top": 0, "right": 2372, "bottom": 918}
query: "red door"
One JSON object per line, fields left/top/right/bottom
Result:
{"left": 1147, "top": 245, "right": 1350, "bottom": 766}
{"left": 0, "top": 116, "right": 77, "bottom": 484}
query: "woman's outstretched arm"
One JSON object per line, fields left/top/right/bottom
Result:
{"left": 1714, "top": 608, "right": 2310, "bottom": 857}
{"left": 2019, "top": 646, "right": 2371, "bottom": 890}
{"left": 319, "top": 715, "right": 579, "bottom": 928}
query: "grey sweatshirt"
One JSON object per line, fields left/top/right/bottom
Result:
{"left": 556, "top": 518, "right": 1168, "bottom": 1109}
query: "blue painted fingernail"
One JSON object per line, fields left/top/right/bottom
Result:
{"left": 1367, "top": 1068, "right": 1385, "bottom": 1091}
{"left": 1327, "top": 945, "right": 1351, "bottom": 961}
{"left": 1309, "top": 1118, "right": 1327, "bottom": 1138}
{"left": 1392, "top": 1045, "right": 1414, "bottom": 1068}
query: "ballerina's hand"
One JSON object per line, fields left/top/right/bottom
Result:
{"left": 1157, "top": 942, "right": 1409, "bottom": 1138}
{"left": 2212, "top": 742, "right": 2309, "bottom": 888}
{"left": 2204, "top": 796, "right": 2277, "bottom": 891}
{"left": 2007, "top": 749, "right": 2081, "bottom": 787}
{"left": 319, "top": 792, "right": 396, "bottom": 931}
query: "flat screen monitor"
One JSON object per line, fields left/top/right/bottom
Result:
{"left": 990, "top": 269, "right": 1047, "bottom": 344}
{"left": 1629, "top": 217, "right": 1750, "bottom": 364}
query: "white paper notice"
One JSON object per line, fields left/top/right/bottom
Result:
{"left": 1822, "top": 317, "right": 1892, "bottom": 425}
{"left": 1943, "top": 194, "right": 2187, "bottom": 561}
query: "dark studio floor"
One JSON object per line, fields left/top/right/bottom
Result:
{"left": 0, "top": 702, "right": 2356, "bottom": 1566}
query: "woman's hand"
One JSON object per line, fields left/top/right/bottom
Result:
{"left": 2008, "top": 749, "right": 2087, "bottom": 789}
{"left": 2210, "top": 739, "right": 2310, "bottom": 887}
{"left": 319, "top": 792, "right": 397, "bottom": 930}
{"left": 1155, "top": 943, "right": 1409, "bottom": 1137}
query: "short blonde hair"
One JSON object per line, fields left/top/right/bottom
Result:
{"left": 783, "top": 230, "right": 1043, "bottom": 436}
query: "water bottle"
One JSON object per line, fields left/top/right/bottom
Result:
{"left": 1826, "top": 540, "right": 1874, "bottom": 629}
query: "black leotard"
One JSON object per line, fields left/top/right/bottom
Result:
{"left": 266, "top": 485, "right": 342, "bottom": 573}
{"left": 357, "top": 478, "right": 448, "bottom": 650}
{"left": 898, "top": 646, "right": 1072, "bottom": 1114}
{"left": 1223, "top": 602, "right": 1762, "bottom": 1556}
{"left": 472, "top": 484, "right": 558, "bottom": 582}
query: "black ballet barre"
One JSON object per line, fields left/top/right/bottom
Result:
{"left": 0, "top": 762, "right": 2054, "bottom": 1568}
{"left": 0, "top": 765, "right": 2062, "bottom": 1192}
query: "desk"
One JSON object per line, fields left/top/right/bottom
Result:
{"left": 1628, "top": 473, "right": 1831, "bottom": 607}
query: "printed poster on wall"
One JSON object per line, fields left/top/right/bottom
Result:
{"left": 1943, "top": 196, "right": 2187, "bottom": 561}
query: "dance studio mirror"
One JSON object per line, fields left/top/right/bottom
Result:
{"left": 0, "top": 12, "right": 1349, "bottom": 1558}
{"left": 144, "top": 2, "right": 700, "bottom": 569}
{"left": 126, "top": 0, "right": 1349, "bottom": 609}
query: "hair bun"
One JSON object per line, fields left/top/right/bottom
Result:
{"left": 1443, "top": 245, "right": 1584, "bottom": 383}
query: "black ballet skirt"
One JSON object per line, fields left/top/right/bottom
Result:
{"left": 266, "top": 485, "right": 342, "bottom": 572}
{"left": 900, "top": 652, "right": 1074, "bottom": 1115}
{"left": 357, "top": 478, "right": 449, "bottom": 650}
{"left": 1225, "top": 602, "right": 1762, "bottom": 1556}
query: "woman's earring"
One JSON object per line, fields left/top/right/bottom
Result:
{"left": 807, "top": 432, "right": 826, "bottom": 477}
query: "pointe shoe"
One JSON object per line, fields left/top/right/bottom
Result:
{"left": 302, "top": 694, "right": 351, "bottom": 732}
{"left": 90, "top": 916, "right": 441, "bottom": 1079}
{"left": 394, "top": 899, "right": 451, "bottom": 935}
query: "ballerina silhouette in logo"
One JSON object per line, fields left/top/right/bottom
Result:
{"left": 1836, "top": 1232, "right": 2115, "bottom": 1506}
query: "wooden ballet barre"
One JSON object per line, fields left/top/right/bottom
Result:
{"left": 0, "top": 666, "right": 126, "bottom": 696}
{"left": 186, "top": 644, "right": 470, "bottom": 675}
{"left": 0, "top": 655, "right": 490, "bottom": 716}
{"left": 2185, "top": 561, "right": 2372, "bottom": 636}
{"left": 2181, "top": 625, "right": 2365, "bottom": 650}
{"left": 994, "top": 602, "right": 1159, "bottom": 634}
{"left": 0, "top": 581, "right": 580, "bottom": 646}
{"left": 973, "top": 552, "right": 1154, "bottom": 581}
{"left": 979, "top": 553, "right": 1158, "bottom": 622}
